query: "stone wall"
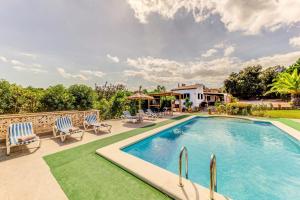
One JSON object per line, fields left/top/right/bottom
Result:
{"left": 0, "top": 110, "right": 99, "bottom": 140}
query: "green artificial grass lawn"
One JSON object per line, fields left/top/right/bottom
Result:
{"left": 275, "top": 118, "right": 300, "bottom": 131}
{"left": 264, "top": 110, "right": 300, "bottom": 119}
{"left": 44, "top": 115, "right": 189, "bottom": 200}
{"left": 44, "top": 114, "right": 300, "bottom": 200}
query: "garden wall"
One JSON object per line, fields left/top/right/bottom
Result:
{"left": 0, "top": 110, "right": 99, "bottom": 140}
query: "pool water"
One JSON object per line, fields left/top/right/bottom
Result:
{"left": 123, "top": 117, "right": 300, "bottom": 200}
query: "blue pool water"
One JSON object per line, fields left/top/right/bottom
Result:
{"left": 123, "top": 117, "right": 300, "bottom": 200}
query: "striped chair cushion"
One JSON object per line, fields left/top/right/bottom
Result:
{"left": 8, "top": 122, "right": 36, "bottom": 145}
{"left": 85, "top": 114, "right": 98, "bottom": 125}
{"left": 55, "top": 117, "right": 73, "bottom": 133}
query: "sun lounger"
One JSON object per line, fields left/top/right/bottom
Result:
{"left": 53, "top": 116, "right": 84, "bottom": 142}
{"left": 83, "top": 114, "right": 112, "bottom": 134}
{"left": 139, "top": 109, "right": 157, "bottom": 119}
{"left": 122, "top": 111, "right": 141, "bottom": 123}
{"left": 7, "top": 122, "right": 41, "bottom": 155}
{"left": 146, "top": 109, "right": 161, "bottom": 118}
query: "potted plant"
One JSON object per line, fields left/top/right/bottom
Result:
{"left": 184, "top": 98, "right": 193, "bottom": 112}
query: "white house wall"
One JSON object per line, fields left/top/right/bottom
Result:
{"left": 174, "top": 87, "right": 205, "bottom": 108}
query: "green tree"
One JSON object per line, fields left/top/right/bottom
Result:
{"left": 95, "top": 90, "right": 131, "bottom": 119}
{"left": 153, "top": 85, "right": 166, "bottom": 93}
{"left": 21, "top": 87, "right": 44, "bottom": 113}
{"left": 10, "top": 84, "right": 26, "bottom": 113}
{"left": 259, "top": 65, "right": 285, "bottom": 98}
{"left": 95, "top": 82, "right": 127, "bottom": 100}
{"left": 0, "top": 80, "right": 14, "bottom": 114}
{"left": 224, "top": 72, "right": 239, "bottom": 97}
{"left": 41, "top": 85, "right": 74, "bottom": 111}
{"left": 267, "top": 69, "right": 300, "bottom": 106}
{"left": 0, "top": 80, "right": 44, "bottom": 114}
{"left": 68, "top": 84, "right": 96, "bottom": 110}
{"left": 286, "top": 58, "right": 300, "bottom": 74}
{"left": 224, "top": 65, "right": 263, "bottom": 99}
{"left": 110, "top": 90, "right": 131, "bottom": 117}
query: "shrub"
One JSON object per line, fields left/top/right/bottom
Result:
{"left": 225, "top": 103, "right": 252, "bottom": 115}
{"left": 68, "top": 84, "right": 96, "bottom": 110}
{"left": 216, "top": 104, "right": 226, "bottom": 114}
{"left": 95, "top": 90, "right": 131, "bottom": 119}
{"left": 21, "top": 87, "right": 44, "bottom": 113}
{"left": 184, "top": 98, "right": 193, "bottom": 112}
{"left": 41, "top": 85, "right": 74, "bottom": 111}
{"left": 208, "top": 107, "right": 212, "bottom": 115}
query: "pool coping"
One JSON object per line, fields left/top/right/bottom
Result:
{"left": 96, "top": 115, "right": 300, "bottom": 200}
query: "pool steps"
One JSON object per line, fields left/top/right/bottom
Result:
{"left": 178, "top": 146, "right": 218, "bottom": 200}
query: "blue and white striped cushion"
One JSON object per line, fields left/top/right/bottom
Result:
{"left": 55, "top": 117, "right": 73, "bottom": 133}
{"left": 8, "top": 122, "right": 35, "bottom": 145}
{"left": 85, "top": 114, "right": 97, "bottom": 125}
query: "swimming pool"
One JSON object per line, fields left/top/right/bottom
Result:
{"left": 123, "top": 117, "right": 300, "bottom": 200}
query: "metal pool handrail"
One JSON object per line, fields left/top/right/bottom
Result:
{"left": 178, "top": 146, "right": 188, "bottom": 187}
{"left": 210, "top": 154, "right": 217, "bottom": 200}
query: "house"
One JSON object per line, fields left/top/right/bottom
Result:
{"left": 171, "top": 83, "right": 230, "bottom": 110}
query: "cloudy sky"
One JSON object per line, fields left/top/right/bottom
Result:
{"left": 0, "top": 0, "right": 300, "bottom": 90}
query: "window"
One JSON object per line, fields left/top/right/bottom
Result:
{"left": 182, "top": 93, "right": 190, "bottom": 99}
{"left": 198, "top": 93, "right": 203, "bottom": 99}
{"left": 207, "top": 96, "right": 211, "bottom": 101}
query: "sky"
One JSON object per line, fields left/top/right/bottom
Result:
{"left": 0, "top": 0, "right": 300, "bottom": 90}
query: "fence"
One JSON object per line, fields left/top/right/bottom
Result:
{"left": 0, "top": 110, "right": 99, "bottom": 140}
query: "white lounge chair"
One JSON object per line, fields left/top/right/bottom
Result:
{"left": 7, "top": 122, "right": 41, "bottom": 155}
{"left": 139, "top": 109, "right": 157, "bottom": 119}
{"left": 146, "top": 109, "right": 160, "bottom": 118}
{"left": 122, "top": 111, "right": 140, "bottom": 123}
{"left": 53, "top": 116, "right": 84, "bottom": 142}
{"left": 83, "top": 114, "right": 112, "bottom": 134}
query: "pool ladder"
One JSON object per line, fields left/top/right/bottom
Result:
{"left": 178, "top": 146, "right": 188, "bottom": 187}
{"left": 210, "top": 154, "right": 217, "bottom": 200}
{"left": 178, "top": 147, "right": 217, "bottom": 200}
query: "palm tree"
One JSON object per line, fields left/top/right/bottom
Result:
{"left": 267, "top": 69, "right": 300, "bottom": 106}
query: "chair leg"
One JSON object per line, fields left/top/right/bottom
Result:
{"left": 83, "top": 122, "right": 87, "bottom": 130}
{"left": 60, "top": 133, "right": 66, "bottom": 142}
{"left": 6, "top": 145, "right": 10, "bottom": 156}
{"left": 81, "top": 131, "right": 84, "bottom": 140}
{"left": 38, "top": 139, "right": 42, "bottom": 148}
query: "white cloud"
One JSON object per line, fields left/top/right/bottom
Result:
{"left": 289, "top": 36, "right": 300, "bottom": 48}
{"left": 243, "top": 51, "right": 300, "bottom": 67}
{"left": 57, "top": 68, "right": 88, "bottom": 81}
{"left": 106, "top": 54, "right": 120, "bottom": 63}
{"left": 125, "top": 51, "right": 300, "bottom": 86}
{"left": 1, "top": 55, "right": 46, "bottom": 74}
{"left": 80, "top": 70, "right": 106, "bottom": 78}
{"left": 224, "top": 46, "right": 235, "bottom": 56}
{"left": 57, "top": 68, "right": 106, "bottom": 81}
{"left": 202, "top": 43, "right": 235, "bottom": 57}
{"left": 127, "top": 0, "right": 300, "bottom": 34}
{"left": 32, "top": 63, "right": 42, "bottom": 68}
{"left": 13, "top": 65, "right": 47, "bottom": 73}
{"left": 12, "top": 66, "right": 26, "bottom": 71}
{"left": 20, "top": 52, "right": 37, "bottom": 59}
{"left": 0, "top": 56, "right": 8, "bottom": 62}
{"left": 11, "top": 59, "right": 25, "bottom": 66}
{"left": 201, "top": 49, "right": 218, "bottom": 57}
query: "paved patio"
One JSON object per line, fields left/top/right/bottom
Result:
{"left": 0, "top": 115, "right": 179, "bottom": 200}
